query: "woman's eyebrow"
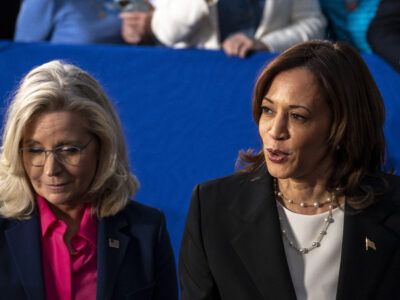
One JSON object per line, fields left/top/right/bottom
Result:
{"left": 263, "top": 96, "right": 273, "bottom": 103}
{"left": 289, "top": 105, "right": 311, "bottom": 114}
{"left": 22, "top": 139, "right": 82, "bottom": 146}
{"left": 22, "top": 139, "right": 40, "bottom": 145}
{"left": 263, "top": 97, "right": 311, "bottom": 114}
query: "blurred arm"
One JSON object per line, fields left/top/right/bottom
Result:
{"left": 151, "top": 0, "right": 217, "bottom": 47}
{"left": 14, "top": 0, "right": 55, "bottom": 42}
{"left": 256, "top": 0, "right": 327, "bottom": 53}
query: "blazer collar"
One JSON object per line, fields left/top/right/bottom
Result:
{"left": 96, "top": 211, "right": 131, "bottom": 300}
{"left": 228, "top": 166, "right": 297, "bottom": 300}
{"left": 5, "top": 214, "right": 46, "bottom": 300}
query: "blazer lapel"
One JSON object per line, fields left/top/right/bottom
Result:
{"left": 336, "top": 200, "right": 399, "bottom": 300}
{"left": 229, "top": 168, "right": 297, "bottom": 300}
{"left": 96, "top": 213, "right": 130, "bottom": 300}
{"left": 5, "top": 215, "right": 46, "bottom": 300}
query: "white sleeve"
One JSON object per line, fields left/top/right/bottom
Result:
{"left": 256, "top": 0, "right": 327, "bottom": 52}
{"left": 14, "top": 0, "right": 56, "bottom": 42}
{"left": 151, "top": 0, "right": 217, "bottom": 47}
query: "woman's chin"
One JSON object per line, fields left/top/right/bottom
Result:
{"left": 265, "top": 164, "right": 292, "bottom": 179}
{"left": 44, "top": 194, "right": 79, "bottom": 209}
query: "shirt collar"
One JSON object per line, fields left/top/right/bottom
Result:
{"left": 76, "top": 202, "right": 97, "bottom": 246}
{"left": 37, "top": 194, "right": 58, "bottom": 238}
{"left": 37, "top": 194, "right": 97, "bottom": 245}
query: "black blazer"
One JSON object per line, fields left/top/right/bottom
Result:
{"left": 0, "top": 200, "right": 178, "bottom": 300}
{"left": 179, "top": 167, "right": 400, "bottom": 299}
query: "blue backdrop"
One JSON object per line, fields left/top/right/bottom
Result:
{"left": 0, "top": 41, "right": 399, "bottom": 261}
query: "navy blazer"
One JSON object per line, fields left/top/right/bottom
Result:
{"left": 0, "top": 200, "right": 178, "bottom": 300}
{"left": 179, "top": 167, "right": 400, "bottom": 299}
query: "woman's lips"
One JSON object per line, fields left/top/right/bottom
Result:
{"left": 266, "top": 149, "right": 289, "bottom": 163}
{"left": 45, "top": 183, "right": 70, "bottom": 191}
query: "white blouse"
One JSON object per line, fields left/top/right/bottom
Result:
{"left": 277, "top": 202, "right": 345, "bottom": 300}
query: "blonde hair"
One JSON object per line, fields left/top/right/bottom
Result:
{"left": 0, "top": 60, "right": 139, "bottom": 219}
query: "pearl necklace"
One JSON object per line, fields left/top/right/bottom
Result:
{"left": 273, "top": 178, "right": 338, "bottom": 254}
{"left": 273, "top": 178, "right": 333, "bottom": 208}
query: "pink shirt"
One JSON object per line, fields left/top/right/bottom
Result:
{"left": 37, "top": 195, "right": 98, "bottom": 300}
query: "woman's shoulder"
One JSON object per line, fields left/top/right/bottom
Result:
{"left": 190, "top": 168, "right": 272, "bottom": 217}
{"left": 382, "top": 172, "right": 400, "bottom": 206}
{"left": 98, "top": 201, "right": 165, "bottom": 237}
{"left": 198, "top": 171, "right": 249, "bottom": 189}
{"left": 197, "top": 167, "right": 270, "bottom": 194}
{"left": 383, "top": 172, "right": 400, "bottom": 185}
{"left": 363, "top": 173, "right": 400, "bottom": 236}
{"left": 118, "top": 200, "right": 165, "bottom": 225}
{"left": 0, "top": 214, "right": 38, "bottom": 237}
{"left": 376, "top": 173, "right": 400, "bottom": 236}
{"left": 0, "top": 215, "right": 12, "bottom": 232}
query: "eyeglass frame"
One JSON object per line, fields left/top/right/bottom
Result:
{"left": 19, "top": 136, "right": 94, "bottom": 167}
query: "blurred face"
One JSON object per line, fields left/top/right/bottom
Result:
{"left": 259, "top": 68, "right": 333, "bottom": 181}
{"left": 22, "top": 111, "right": 98, "bottom": 210}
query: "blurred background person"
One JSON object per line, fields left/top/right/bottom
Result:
{"left": 120, "top": 0, "right": 327, "bottom": 58}
{"left": 0, "top": 60, "right": 178, "bottom": 299}
{"left": 14, "top": 0, "right": 124, "bottom": 44}
{"left": 367, "top": 0, "right": 400, "bottom": 73}
{"left": 179, "top": 40, "right": 400, "bottom": 299}
{"left": 118, "top": 0, "right": 156, "bottom": 45}
{"left": 320, "top": 0, "right": 380, "bottom": 53}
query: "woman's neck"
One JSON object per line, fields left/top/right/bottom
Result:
{"left": 276, "top": 178, "right": 342, "bottom": 215}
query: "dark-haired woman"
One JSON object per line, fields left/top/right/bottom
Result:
{"left": 179, "top": 40, "right": 400, "bottom": 300}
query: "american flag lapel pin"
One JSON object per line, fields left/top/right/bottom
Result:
{"left": 108, "top": 238, "right": 120, "bottom": 249}
{"left": 365, "top": 237, "right": 376, "bottom": 251}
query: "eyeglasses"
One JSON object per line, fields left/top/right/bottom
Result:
{"left": 20, "top": 137, "right": 94, "bottom": 167}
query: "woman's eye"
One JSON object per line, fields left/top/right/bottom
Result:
{"left": 291, "top": 113, "right": 307, "bottom": 121}
{"left": 59, "top": 147, "right": 80, "bottom": 155}
{"left": 261, "top": 106, "right": 273, "bottom": 114}
{"left": 28, "top": 148, "right": 44, "bottom": 154}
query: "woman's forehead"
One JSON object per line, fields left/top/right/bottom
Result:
{"left": 264, "top": 68, "right": 325, "bottom": 109}
{"left": 23, "top": 111, "right": 89, "bottom": 142}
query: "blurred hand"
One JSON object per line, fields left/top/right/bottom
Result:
{"left": 222, "top": 33, "right": 269, "bottom": 58}
{"left": 120, "top": 11, "right": 154, "bottom": 45}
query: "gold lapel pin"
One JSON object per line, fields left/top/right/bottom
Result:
{"left": 365, "top": 237, "right": 376, "bottom": 251}
{"left": 108, "top": 238, "right": 120, "bottom": 249}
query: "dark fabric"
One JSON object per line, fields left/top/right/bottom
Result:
{"left": 0, "top": 1, "right": 21, "bottom": 39}
{"left": 367, "top": 0, "right": 400, "bottom": 73}
{"left": 179, "top": 166, "right": 400, "bottom": 299}
{"left": 217, "top": 0, "right": 265, "bottom": 41}
{"left": 0, "top": 201, "right": 178, "bottom": 300}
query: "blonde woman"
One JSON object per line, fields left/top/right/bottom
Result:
{"left": 0, "top": 60, "right": 178, "bottom": 300}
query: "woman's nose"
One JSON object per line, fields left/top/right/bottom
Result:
{"left": 268, "top": 115, "right": 289, "bottom": 140}
{"left": 44, "top": 152, "right": 63, "bottom": 176}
